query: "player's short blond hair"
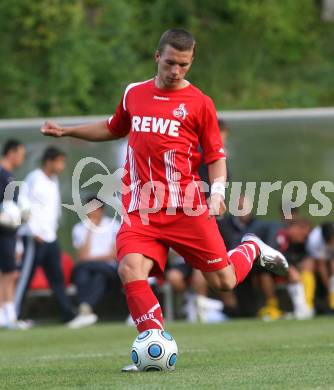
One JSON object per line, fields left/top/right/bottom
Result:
{"left": 157, "top": 29, "right": 196, "bottom": 55}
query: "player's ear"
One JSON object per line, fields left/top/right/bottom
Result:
{"left": 154, "top": 50, "right": 161, "bottom": 63}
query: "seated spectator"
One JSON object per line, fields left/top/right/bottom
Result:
{"left": 67, "top": 196, "right": 121, "bottom": 329}
{"left": 255, "top": 206, "right": 301, "bottom": 321}
{"left": 306, "top": 222, "right": 334, "bottom": 311}
{"left": 165, "top": 250, "right": 196, "bottom": 322}
{"left": 276, "top": 217, "right": 314, "bottom": 319}
{"left": 166, "top": 250, "right": 228, "bottom": 323}
{"left": 166, "top": 249, "right": 193, "bottom": 297}
{"left": 217, "top": 194, "right": 269, "bottom": 317}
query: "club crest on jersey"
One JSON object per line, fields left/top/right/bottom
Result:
{"left": 173, "top": 103, "right": 188, "bottom": 120}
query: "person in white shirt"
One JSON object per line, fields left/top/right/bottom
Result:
{"left": 67, "top": 196, "right": 121, "bottom": 329}
{"left": 15, "top": 147, "right": 76, "bottom": 322}
{"left": 306, "top": 223, "right": 334, "bottom": 311}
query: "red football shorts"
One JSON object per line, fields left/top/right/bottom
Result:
{"left": 116, "top": 209, "right": 229, "bottom": 276}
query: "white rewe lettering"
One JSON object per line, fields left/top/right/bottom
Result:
{"left": 141, "top": 116, "right": 151, "bottom": 132}
{"left": 169, "top": 120, "right": 180, "bottom": 137}
{"left": 152, "top": 117, "right": 169, "bottom": 134}
{"left": 131, "top": 116, "right": 180, "bottom": 137}
{"left": 132, "top": 116, "right": 141, "bottom": 132}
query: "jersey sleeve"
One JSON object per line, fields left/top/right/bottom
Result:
{"left": 198, "top": 95, "right": 226, "bottom": 165}
{"left": 106, "top": 95, "right": 131, "bottom": 138}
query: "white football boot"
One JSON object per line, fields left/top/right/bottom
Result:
{"left": 242, "top": 233, "right": 288, "bottom": 276}
{"left": 121, "top": 364, "right": 139, "bottom": 372}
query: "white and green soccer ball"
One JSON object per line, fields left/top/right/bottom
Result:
{"left": 131, "top": 329, "right": 178, "bottom": 371}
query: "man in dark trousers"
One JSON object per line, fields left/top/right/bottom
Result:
{"left": 15, "top": 146, "right": 76, "bottom": 323}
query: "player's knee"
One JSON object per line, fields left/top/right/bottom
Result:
{"left": 118, "top": 255, "right": 152, "bottom": 283}
{"left": 118, "top": 262, "right": 134, "bottom": 283}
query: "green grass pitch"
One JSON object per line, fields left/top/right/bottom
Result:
{"left": 1, "top": 317, "right": 333, "bottom": 389}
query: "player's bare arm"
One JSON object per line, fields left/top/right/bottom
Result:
{"left": 41, "top": 120, "right": 120, "bottom": 142}
{"left": 207, "top": 158, "right": 227, "bottom": 216}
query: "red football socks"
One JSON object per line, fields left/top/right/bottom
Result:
{"left": 124, "top": 280, "right": 164, "bottom": 332}
{"left": 228, "top": 242, "right": 260, "bottom": 285}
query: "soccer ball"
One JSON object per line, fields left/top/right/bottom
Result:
{"left": 131, "top": 329, "right": 178, "bottom": 371}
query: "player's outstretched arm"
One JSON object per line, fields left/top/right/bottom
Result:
{"left": 41, "top": 120, "right": 119, "bottom": 142}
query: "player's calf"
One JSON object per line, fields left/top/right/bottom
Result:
{"left": 202, "top": 265, "right": 237, "bottom": 291}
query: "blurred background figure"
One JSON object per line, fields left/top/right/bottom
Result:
{"left": 0, "top": 139, "right": 26, "bottom": 328}
{"left": 276, "top": 218, "right": 314, "bottom": 319}
{"left": 191, "top": 269, "right": 229, "bottom": 323}
{"left": 15, "top": 146, "right": 76, "bottom": 323}
{"left": 68, "top": 196, "right": 121, "bottom": 329}
{"left": 217, "top": 195, "right": 267, "bottom": 250}
{"left": 254, "top": 206, "right": 301, "bottom": 321}
{"left": 306, "top": 222, "right": 334, "bottom": 312}
{"left": 165, "top": 250, "right": 195, "bottom": 321}
{"left": 217, "top": 194, "right": 268, "bottom": 317}
{"left": 166, "top": 250, "right": 228, "bottom": 323}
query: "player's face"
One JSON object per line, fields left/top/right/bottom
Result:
{"left": 87, "top": 205, "right": 104, "bottom": 223}
{"left": 155, "top": 44, "right": 194, "bottom": 90}
{"left": 50, "top": 156, "right": 66, "bottom": 175}
{"left": 12, "top": 145, "right": 25, "bottom": 168}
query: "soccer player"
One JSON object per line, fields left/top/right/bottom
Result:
{"left": 41, "top": 29, "right": 288, "bottom": 370}
{"left": 0, "top": 139, "right": 25, "bottom": 328}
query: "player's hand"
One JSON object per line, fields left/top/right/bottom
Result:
{"left": 41, "top": 121, "right": 65, "bottom": 137}
{"left": 208, "top": 193, "right": 226, "bottom": 216}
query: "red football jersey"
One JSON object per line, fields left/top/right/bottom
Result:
{"left": 107, "top": 78, "right": 225, "bottom": 212}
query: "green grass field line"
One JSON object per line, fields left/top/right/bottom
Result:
{"left": 1, "top": 317, "right": 334, "bottom": 389}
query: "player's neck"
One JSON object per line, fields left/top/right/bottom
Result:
{"left": 154, "top": 76, "right": 189, "bottom": 91}
{"left": 42, "top": 166, "right": 54, "bottom": 177}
